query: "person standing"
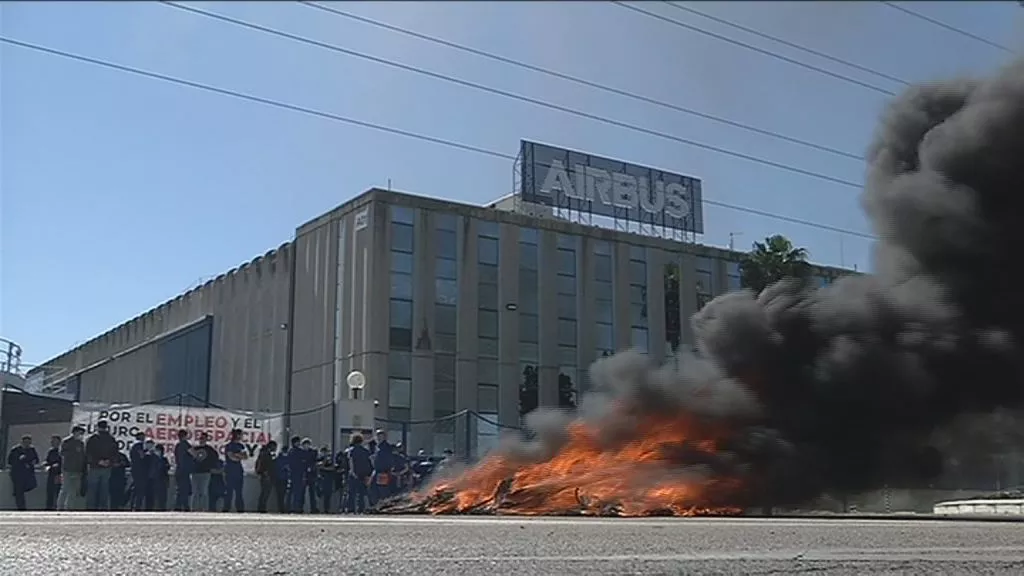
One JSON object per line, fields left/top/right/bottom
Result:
{"left": 273, "top": 444, "right": 289, "bottom": 513}
{"left": 173, "top": 429, "right": 193, "bottom": 511}
{"left": 110, "top": 451, "right": 129, "bottom": 510}
{"left": 370, "top": 429, "right": 394, "bottom": 505}
{"left": 152, "top": 444, "right": 170, "bottom": 511}
{"left": 6, "top": 435, "right": 40, "bottom": 511}
{"left": 57, "top": 426, "right": 87, "bottom": 510}
{"left": 345, "top": 434, "right": 372, "bottom": 514}
{"left": 85, "top": 421, "right": 118, "bottom": 511}
{"left": 44, "top": 435, "right": 63, "bottom": 510}
{"left": 129, "top": 433, "right": 150, "bottom": 511}
{"left": 316, "top": 446, "right": 336, "bottom": 514}
{"left": 255, "top": 441, "right": 277, "bottom": 513}
{"left": 222, "top": 429, "right": 247, "bottom": 512}
{"left": 190, "top": 432, "right": 217, "bottom": 511}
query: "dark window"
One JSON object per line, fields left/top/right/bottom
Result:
{"left": 435, "top": 257, "right": 457, "bottom": 280}
{"left": 436, "top": 304, "right": 457, "bottom": 335}
{"left": 436, "top": 229, "right": 457, "bottom": 259}
{"left": 157, "top": 319, "right": 213, "bottom": 405}
{"left": 478, "top": 237, "right": 499, "bottom": 265}
{"left": 391, "top": 223, "right": 414, "bottom": 253}
{"left": 478, "top": 310, "right": 499, "bottom": 339}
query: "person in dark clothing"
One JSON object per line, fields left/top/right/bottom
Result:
{"left": 152, "top": 444, "right": 170, "bottom": 511}
{"left": 44, "top": 435, "right": 62, "bottom": 510}
{"left": 390, "top": 443, "right": 410, "bottom": 495}
{"left": 190, "top": 432, "right": 217, "bottom": 512}
{"left": 223, "top": 429, "right": 247, "bottom": 512}
{"left": 302, "top": 440, "right": 319, "bottom": 513}
{"left": 411, "top": 449, "right": 435, "bottom": 490}
{"left": 370, "top": 430, "right": 394, "bottom": 505}
{"left": 7, "top": 435, "right": 39, "bottom": 511}
{"left": 208, "top": 456, "right": 225, "bottom": 512}
{"left": 334, "top": 443, "right": 350, "bottom": 512}
{"left": 173, "top": 429, "right": 193, "bottom": 511}
{"left": 57, "top": 426, "right": 87, "bottom": 510}
{"left": 287, "top": 437, "right": 315, "bottom": 513}
{"left": 273, "top": 446, "right": 289, "bottom": 513}
{"left": 129, "top": 433, "right": 151, "bottom": 511}
{"left": 85, "top": 420, "right": 119, "bottom": 510}
{"left": 345, "top": 434, "right": 373, "bottom": 514}
{"left": 110, "top": 451, "right": 129, "bottom": 510}
{"left": 316, "top": 446, "right": 336, "bottom": 513}
{"left": 255, "top": 441, "right": 278, "bottom": 513}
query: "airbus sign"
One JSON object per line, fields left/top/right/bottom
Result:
{"left": 519, "top": 141, "right": 703, "bottom": 234}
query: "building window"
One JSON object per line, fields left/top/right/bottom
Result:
{"left": 556, "top": 233, "right": 578, "bottom": 400}
{"left": 664, "top": 260, "right": 681, "bottom": 353}
{"left": 478, "top": 220, "right": 500, "bottom": 367}
{"left": 434, "top": 353, "right": 456, "bottom": 453}
{"left": 390, "top": 208, "right": 415, "bottom": 352}
{"left": 477, "top": 383, "right": 500, "bottom": 457}
{"left": 726, "top": 261, "right": 741, "bottom": 291}
{"left": 388, "top": 378, "right": 412, "bottom": 409}
{"left": 434, "top": 214, "right": 460, "bottom": 353}
{"left": 696, "top": 256, "right": 714, "bottom": 310}
{"left": 629, "top": 246, "right": 648, "bottom": 353}
{"left": 594, "top": 240, "right": 615, "bottom": 358}
{"left": 519, "top": 228, "right": 539, "bottom": 417}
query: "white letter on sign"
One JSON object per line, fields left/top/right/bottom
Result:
{"left": 663, "top": 182, "right": 691, "bottom": 219}
{"left": 612, "top": 173, "right": 639, "bottom": 210}
{"left": 541, "top": 159, "right": 577, "bottom": 199}
{"left": 584, "top": 166, "right": 613, "bottom": 206}
{"left": 640, "top": 179, "right": 664, "bottom": 214}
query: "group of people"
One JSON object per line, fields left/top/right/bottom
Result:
{"left": 7, "top": 422, "right": 452, "bottom": 513}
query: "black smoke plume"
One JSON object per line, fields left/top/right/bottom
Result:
{"left": 390, "top": 60, "right": 1024, "bottom": 513}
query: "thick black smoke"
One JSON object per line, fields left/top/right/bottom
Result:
{"left": 504, "top": 59, "right": 1024, "bottom": 509}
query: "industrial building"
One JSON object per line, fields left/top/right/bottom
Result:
{"left": 25, "top": 141, "right": 853, "bottom": 456}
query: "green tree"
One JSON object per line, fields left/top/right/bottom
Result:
{"left": 739, "top": 234, "right": 812, "bottom": 294}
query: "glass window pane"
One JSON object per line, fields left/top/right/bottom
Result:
{"left": 595, "top": 299, "right": 613, "bottom": 324}
{"left": 696, "top": 270, "right": 713, "bottom": 294}
{"left": 389, "top": 327, "right": 412, "bottom": 350}
{"left": 436, "top": 213, "right": 458, "bottom": 231}
{"left": 390, "top": 299, "right": 412, "bottom": 329}
{"left": 557, "top": 249, "right": 576, "bottom": 275}
{"left": 478, "top": 360, "right": 498, "bottom": 385}
{"left": 558, "top": 345, "right": 577, "bottom": 366}
{"left": 629, "top": 244, "right": 646, "bottom": 261}
{"left": 388, "top": 378, "right": 412, "bottom": 408}
{"left": 436, "top": 229, "right": 457, "bottom": 259}
{"left": 479, "top": 263, "right": 499, "bottom": 284}
{"left": 519, "top": 227, "right": 538, "bottom": 244}
{"left": 593, "top": 240, "right": 612, "bottom": 255}
{"left": 596, "top": 323, "right": 614, "bottom": 350}
{"left": 629, "top": 284, "right": 646, "bottom": 304}
{"left": 631, "top": 302, "right": 648, "bottom": 327}
{"left": 726, "top": 261, "right": 740, "bottom": 276}
{"left": 435, "top": 355, "right": 456, "bottom": 381}
{"left": 557, "top": 274, "right": 576, "bottom": 295}
{"left": 390, "top": 272, "right": 413, "bottom": 300}
{"left": 519, "top": 244, "right": 539, "bottom": 270}
{"left": 631, "top": 327, "right": 649, "bottom": 353}
{"left": 478, "top": 237, "right": 499, "bottom": 265}
{"left": 478, "top": 220, "right": 500, "bottom": 239}
{"left": 435, "top": 278, "right": 458, "bottom": 305}
{"left": 519, "top": 287, "right": 538, "bottom": 315}
{"left": 435, "top": 304, "right": 457, "bottom": 335}
{"left": 593, "top": 281, "right": 613, "bottom": 301}
{"left": 391, "top": 205, "right": 415, "bottom": 224}
{"left": 595, "top": 254, "right": 612, "bottom": 282}
{"left": 478, "top": 282, "right": 498, "bottom": 310}
{"left": 558, "top": 319, "right": 577, "bottom": 346}
{"left": 556, "top": 234, "right": 576, "bottom": 250}
{"left": 391, "top": 223, "right": 414, "bottom": 253}
{"left": 390, "top": 251, "right": 413, "bottom": 274}
{"left": 557, "top": 294, "right": 576, "bottom": 319}
{"left": 696, "top": 257, "right": 713, "bottom": 273}
{"left": 520, "top": 342, "right": 539, "bottom": 362}
{"left": 387, "top": 407, "right": 410, "bottom": 425}
{"left": 436, "top": 257, "right": 457, "bottom": 279}
{"left": 479, "top": 336, "right": 499, "bottom": 357}
{"left": 388, "top": 351, "right": 411, "bottom": 379}
{"left": 434, "top": 387, "right": 456, "bottom": 412}
{"left": 478, "top": 384, "right": 499, "bottom": 413}
{"left": 629, "top": 261, "right": 647, "bottom": 285}
{"left": 435, "top": 333, "right": 457, "bottom": 353}
{"left": 478, "top": 310, "right": 499, "bottom": 339}
{"left": 519, "top": 314, "right": 539, "bottom": 342}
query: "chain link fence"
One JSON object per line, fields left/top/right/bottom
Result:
{"left": 375, "top": 410, "right": 521, "bottom": 463}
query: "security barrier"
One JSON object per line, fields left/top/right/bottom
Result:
{"left": 933, "top": 498, "right": 1024, "bottom": 516}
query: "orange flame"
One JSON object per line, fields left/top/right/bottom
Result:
{"left": 412, "top": 411, "right": 745, "bottom": 516}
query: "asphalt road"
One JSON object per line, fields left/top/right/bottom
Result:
{"left": 1, "top": 512, "right": 1023, "bottom": 575}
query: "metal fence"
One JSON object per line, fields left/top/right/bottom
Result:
{"left": 375, "top": 410, "right": 522, "bottom": 463}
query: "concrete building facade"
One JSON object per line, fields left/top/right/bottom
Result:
{"left": 27, "top": 188, "right": 852, "bottom": 456}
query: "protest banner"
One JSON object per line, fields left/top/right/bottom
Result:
{"left": 71, "top": 402, "right": 284, "bottom": 474}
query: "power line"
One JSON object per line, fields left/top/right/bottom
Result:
{"left": 300, "top": 1, "right": 864, "bottom": 162}
{"left": 160, "top": 1, "right": 864, "bottom": 190}
{"left": 880, "top": 1, "right": 1013, "bottom": 54}
{"left": 0, "top": 36, "right": 875, "bottom": 241}
{"left": 611, "top": 1, "right": 897, "bottom": 96}
{"left": 664, "top": 2, "right": 912, "bottom": 87}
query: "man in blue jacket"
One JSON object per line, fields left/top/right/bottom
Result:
{"left": 286, "top": 436, "right": 313, "bottom": 513}
{"left": 370, "top": 429, "right": 394, "bottom": 505}
{"left": 173, "top": 429, "right": 193, "bottom": 511}
{"left": 223, "top": 428, "right": 247, "bottom": 512}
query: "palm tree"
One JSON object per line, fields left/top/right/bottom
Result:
{"left": 739, "top": 234, "right": 812, "bottom": 294}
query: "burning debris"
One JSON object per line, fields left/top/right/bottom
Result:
{"left": 385, "top": 59, "right": 1024, "bottom": 517}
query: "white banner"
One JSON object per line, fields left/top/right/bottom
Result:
{"left": 71, "top": 402, "right": 284, "bottom": 474}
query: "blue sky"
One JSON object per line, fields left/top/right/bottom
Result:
{"left": 2, "top": 1, "right": 1020, "bottom": 365}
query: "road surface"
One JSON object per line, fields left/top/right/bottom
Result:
{"left": 2, "top": 512, "right": 1023, "bottom": 574}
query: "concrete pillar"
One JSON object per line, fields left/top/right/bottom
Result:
{"left": 614, "top": 242, "right": 631, "bottom": 352}
{"left": 537, "top": 229, "right": 559, "bottom": 408}
{"left": 646, "top": 248, "right": 667, "bottom": 363}
{"left": 680, "top": 251, "right": 698, "bottom": 351}
{"left": 497, "top": 223, "right": 521, "bottom": 429}
{"left": 409, "top": 209, "right": 435, "bottom": 454}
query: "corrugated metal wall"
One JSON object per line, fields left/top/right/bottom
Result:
{"left": 32, "top": 244, "right": 293, "bottom": 411}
